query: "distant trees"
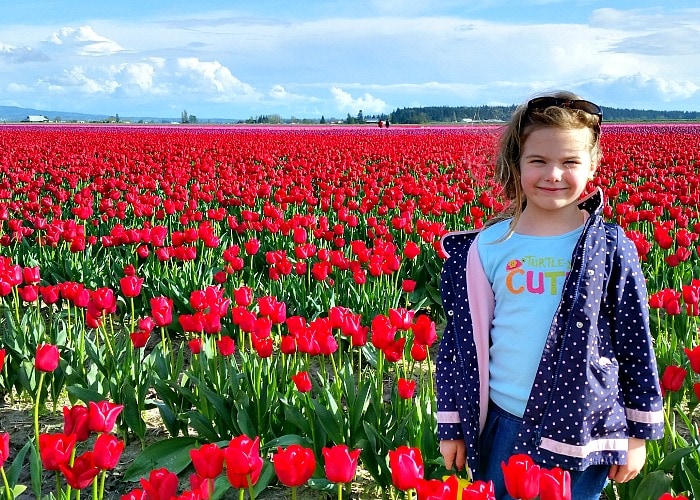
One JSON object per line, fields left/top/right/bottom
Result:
{"left": 389, "top": 105, "right": 700, "bottom": 124}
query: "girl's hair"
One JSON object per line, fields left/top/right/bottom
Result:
{"left": 488, "top": 90, "right": 602, "bottom": 232}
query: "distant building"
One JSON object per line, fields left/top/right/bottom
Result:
{"left": 21, "top": 115, "right": 50, "bottom": 123}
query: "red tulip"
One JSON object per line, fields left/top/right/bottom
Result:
{"left": 63, "top": 404, "right": 91, "bottom": 441}
{"left": 39, "top": 284, "right": 61, "bottom": 304}
{"left": 658, "top": 495, "right": 689, "bottom": 500}
{"left": 661, "top": 365, "right": 687, "bottom": 393}
{"left": 0, "top": 433, "right": 9, "bottom": 467}
{"left": 461, "top": 479, "right": 496, "bottom": 499}
{"left": 130, "top": 330, "right": 150, "bottom": 348}
{"left": 35, "top": 343, "right": 60, "bottom": 372}
{"left": 273, "top": 444, "right": 316, "bottom": 487}
{"left": 190, "top": 443, "right": 224, "bottom": 479}
{"left": 216, "top": 335, "right": 236, "bottom": 356}
{"left": 88, "top": 400, "right": 124, "bottom": 433}
{"left": 121, "top": 489, "right": 147, "bottom": 500}
{"left": 224, "top": 434, "right": 264, "bottom": 489}
{"left": 695, "top": 382, "right": 700, "bottom": 402}
{"left": 322, "top": 444, "right": 361, "bottom": 484}
{"left": 538, "top": 467, "right": 571, "bottom": 500}
{"left": 403, "top": 241, "right": 421, "bottom": 259}
{"left": 397, "top": 378, "right": 417, "bottom": 399}
{"left": 414, "top": 478, "right": 457, "bottom": 499}
{"left": 233, "top": 286, "right": 253, "bottom": 306}
{"left": 389, "top": 307, "right": 414, "bottom": 330}
{"left": 150, "top": 296, "right": 173, "bottom": 327}
{"left": 412, "top": 315, "right": 437, "bottom": 346}
{"left": 140, "top": 468, "right": 180, "bottom": 500}
{"left": 684, "top": 345, "right": 700, "bottom": 374}
{"left": 39, "top": 433, "right": 77, "bottom": 470}
{"left": 91, "top": 287, "right": 117, "bottom": 314}
{"left": 22, "top": 266, "right": 41, "bottom": 285}
{"left": 60, "top": 451, "right": 101, "bottom": 490}
{"left": 138, "top": 316, "right": 156, "bottom": 333}
{"left": 18, "top": 285, "right": 39, "bottom": 302}
{"left": 93, "top": 433, "right": 125, "bottom": 470}
{"left": 402, "top": 279, "right": 417, "bottom": 293}
{"left": 501, "top": 454, "right": 541, "bottom": 500}
{"left": 292, "top": 371, "right": 313, "bottom": 392}
{"left": 389, "top": 445, "right": 424, "bottom": 491}
{"left": 0, "top": 348, "right": 5, "bottom": 372}
{"left": 243, "top": 238, "right": 260, "bottom": 255}
{"left": 187, "top": 338, "right": 202, "bottom": 354}
{"left": 120, "top": 275, "right": 144, "bottom": 297}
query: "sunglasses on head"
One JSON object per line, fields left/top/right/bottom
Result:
{"left": 525, "top": 97, "right": 603, "bottom": 122}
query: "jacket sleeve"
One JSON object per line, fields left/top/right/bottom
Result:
{"left": 436, "top": 262, "right": 464, "bottom": 440}
{"left": 608, "top": 227, "right": 664, "bottom": 440}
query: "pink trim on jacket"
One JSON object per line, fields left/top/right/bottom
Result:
{"left": 465, "top": 235, "right": 493, "bottom": 433}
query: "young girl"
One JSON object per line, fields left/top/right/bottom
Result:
{"left": 436, "top": 91, "right": 664, "bottom": 499}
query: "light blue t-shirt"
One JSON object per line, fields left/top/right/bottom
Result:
{"left": 477, "top": 219, "right": 583, "bottom": 417}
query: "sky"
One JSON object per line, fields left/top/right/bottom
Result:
{"left": 1, "top": 1, "right": 699, "bottom": 120}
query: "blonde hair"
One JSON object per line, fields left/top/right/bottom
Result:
{"left": 488, "top": 90, "right": 602, "bottom": 234}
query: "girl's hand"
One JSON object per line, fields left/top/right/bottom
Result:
{"left": 440, "top": 439, "right": 467, "bottom": 471}
{"left": 608, "top": 438, "right": 646, "bottom": 483}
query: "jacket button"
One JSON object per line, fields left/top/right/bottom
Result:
{"left": 587, "top": 269, "right": 595, "bottom": 276}
{"left": 576, "top": 321, "right": 584, "bottom": 328}
{"left": 448, "top": 310, "right": 454, "bottom": 316}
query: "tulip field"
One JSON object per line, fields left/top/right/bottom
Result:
{"left": 0, "top": 123, "right": 698, "bottom": 499}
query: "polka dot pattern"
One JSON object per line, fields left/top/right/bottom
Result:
{"left": 436, "top": 189, "right": 664, "bottom": 471}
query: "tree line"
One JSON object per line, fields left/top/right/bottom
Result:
{"left": 388, "top": 105, "right": 700, "bottom": 124}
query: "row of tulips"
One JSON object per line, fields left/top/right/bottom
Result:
{"left": 0, "top": 124, "right": 698, "bottom": 499}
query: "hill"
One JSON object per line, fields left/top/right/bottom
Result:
{"left": 0, "top": 105, "right": 110, "bottom": 123}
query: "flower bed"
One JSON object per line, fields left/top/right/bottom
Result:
{"left": 0, "top": 124, "right": 697, "bottom": 499}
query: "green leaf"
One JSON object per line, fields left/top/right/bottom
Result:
{"left": 253, "top": 461, "right": 276, "bottom": 496}
{"left": 350, "top": 378, "right": 372, "bottom": 435}
{"left": 186, "top": 411, "right": 222, "bottom": 442}
{"left": 236, "top": 406, "right": 255, "bottom": 437}
{"left": 634, "top": 470, "right": 672, "bottom": 500}
{"left": 6, "top": 440, "right": 31, "bottom": 486}
{"left": 28, "top": 440, "right": 41, "bottom": 498}
{"left": 153, "top": 400, "right": 182, "bottom": 437}
{"left": 311, "top": 397, "right": 343, "bottom": 444}
{"left": 658, "top": 445, "right": 696, "bottom": 472}
{"left": 262, "top": 434, "right": 312, "bottom": 452}
{"left": 121, "top": 384, "right": 146, "bottom": 438}
{"left": 11, "top": 485, "right": 27, "bottom": 497}
{"left": 123, "top": 437, "right": 199, "bottom": 482}
{"left": 67, "top": 384, "right": 105, "bottom": 403}
{"left": 282, "top": 405, "right": 310, "bottom": 436}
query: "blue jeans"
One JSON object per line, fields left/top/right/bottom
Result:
{"left": 476, "top": 402, "right": 609, "bottom": 500}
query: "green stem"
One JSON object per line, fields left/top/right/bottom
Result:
{"left": 292, "top": 486, "right": 297, "bottom": 500}
{"left": 33, "top": 371, "right": 46, "bottom": 444}
{"left": 337, "top": 482, "right": 343, "bottom": 500}
{"left": 0, "top": 466, "right": 12, "bottom": 500}
{"left": 247, "top": 473, "right": 256, "bottom": 499}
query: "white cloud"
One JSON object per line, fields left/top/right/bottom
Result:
{"left": 45, "top": 26, "right": 124, "bottom": 56}
{"left": 109, "top": 62, "right": 161, "bottom": 94}
{"left": 175, "top": 57, "right": 260, "bottom": 100}
{"left": 330, "top": 87, "right": 387, "bottom": 113}
{"left": 269, "top": 84, "right": 308, "bottom": 101}
{"left": 581, "top": 73, "right": 699, "bottom": 108}
{"left": 40, "top": 66, "right": 119, "bottom": 94}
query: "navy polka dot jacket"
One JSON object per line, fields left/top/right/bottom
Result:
{"left": 436, "top": 188, "right": 664, "bottom": 472}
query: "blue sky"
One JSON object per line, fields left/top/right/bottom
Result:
{"left": 1, "top": 1, "right": 699, "bottom": 119}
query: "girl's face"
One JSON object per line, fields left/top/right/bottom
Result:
{"left": 519, "top": 126, "right": 596, "bottom": 218}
